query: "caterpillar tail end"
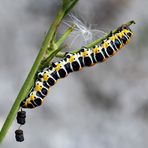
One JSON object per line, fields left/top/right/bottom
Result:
{"left": 125, "top": 20, "right": 136, "bottom": 27}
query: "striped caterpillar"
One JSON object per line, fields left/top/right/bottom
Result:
{"left": 20, "top": 24, "right": 133, "bottom": 109}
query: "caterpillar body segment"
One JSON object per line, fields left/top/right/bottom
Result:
{"left": 20, "top": 25, "right": 133, "bottom": 109}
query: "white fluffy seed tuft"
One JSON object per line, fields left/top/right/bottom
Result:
{"left": 63, "top": 13, "right": 106, "bottom": 48}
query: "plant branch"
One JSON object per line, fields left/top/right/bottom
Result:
{"left": 39, "top": 45, "right": 67, "bottom": 70}
{"left": 71, "top": 20, "right": 135, "bottom": 53}
{"left": 42, "top": 25, "right": 75, "bottom": 67}
{"left": 0, "top": 7, "right": 66, "bottom": 144}
{"left": 55, "top": 20, "right": 135, "bottom": 59}
{"left": 56, "top": 25, "right": 76, "bottom": 47}
{"left": 0, "top": 0, "right": 79, "bottom": 142}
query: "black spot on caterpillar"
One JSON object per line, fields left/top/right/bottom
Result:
{"left": 20, "top": 24, "right": 133, "bottom": 109}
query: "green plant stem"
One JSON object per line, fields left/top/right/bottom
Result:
{"left": 56, "top": 25, "right": 76, "bottom": 47}
{"left": 40, "top": 25, "right": 75, "bottom": 69}
{"left": 42, "top": 25, "right": 75, "bottom": 67}
{"left": 0, "top": 8, "right": 65, "bottom": 144}
{"left": 56, "top": 51, "right": 67, "bottom": 58}
{"left": 71, "top": 20, "right": 135, "bottom": 54}
{"left": 39, "top": 46, "right": 66, "bottom": 70}
{"left": 55, "top": 20, "right": 135, "bottom": 58}
{"left": 62, "top": 0, "right": 79, "bottom": 16}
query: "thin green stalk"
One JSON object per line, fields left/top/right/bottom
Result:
{"left": 39, "top": 46, "right": 66, "bottom": 70}
{"left": 71, "top": 20, "right": 135, "bottom": 53}
{"left": 42, "top": 25, "right": 76, "bottom": 67}
{"left": 0, "top": 0, "right": 80, "bottom": 142}
{"left": 62, "top": 0, "right": 79, "bottom": 16}
{"left": 56, "top": 25, "right": 76, "bottom": 47}
{"left": 55, "top": 20, "right": 135, "bottom": 58}
{"left": 0, "top": 7, "right": 65, "bottom": 143}
{"left": 56, "top": 51, "right": 67, "bottom": 58}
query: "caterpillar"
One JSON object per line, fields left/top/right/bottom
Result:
{"left": 20, "top": 24, "right": 133, "bottom": 109}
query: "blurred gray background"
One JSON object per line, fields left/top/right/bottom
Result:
{"left": 0, "top": 0, "right": 148, "bottom": 147}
